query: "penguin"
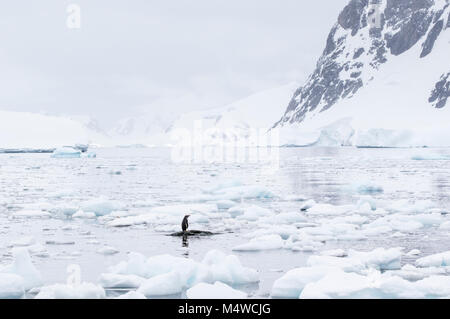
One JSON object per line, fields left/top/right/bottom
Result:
{"left": 181, "top": 215, "right": 190, "bottom": 232}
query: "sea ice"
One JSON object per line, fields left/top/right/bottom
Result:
{"left": 97, "top": 246, "right": 119, "bottom": 255}
{"left": 232, "top": 235, "right": 285, "bottom": 251}
{"left": 103, "top": 249, "right": 259, "bottom": 294}
{"left": 271, "top": 266, "right": 338, "bottom": 298}
{"left": 115, "top": 291, "right": 146, "bottom": 299}
{"left": 138, "top": 271, "right": 183, "bottom": 296}
{"left": 99, "top": 273, "right": 146, "bottom": 289}
{"left": 51, "top": 147, "right": 81, "bottom": 159}
{"left": 0, "top": 273, "right": 25, "bottom": 299}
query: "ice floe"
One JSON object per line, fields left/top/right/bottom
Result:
{"left": 187, "top": 282, "right": 247, "bottom": 299}
{"left": 101, "top": 250, "right": 258, "bottom": 296}
{"left": 233, "top": 235, "right": 285, "bottom": 251}
{"left": 0, "top": 248, "right": 42, "bottom": 293}
{"left": 81, "top": 198, "right": 125, "bottom": 216}
{"left": 35, "top": 283, "right": 106, "bottom": 299}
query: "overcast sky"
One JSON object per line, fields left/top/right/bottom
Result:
{"left": 0, "top": 0, "right": 348, "bottom": 128}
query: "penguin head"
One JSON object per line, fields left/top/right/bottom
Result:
{"left": 184, "top": 215, "right": 190, "bottom": 218}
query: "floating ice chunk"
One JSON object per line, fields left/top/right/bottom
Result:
{"left": 203, "top": 180, "right": 243, "bottom": 193}
{"left": 227, "top": 206, "right": 246, "bottom": 218}
{"left": 35, "top": 283, "right": 105, "bottom": 299}
{"left": 137, "top": 271, "right": 183, "bottom": 296}
{"left": 82, "top": 152, "right": 97, "bottom": 158}
{"left": 300, "top": 200, "right": 316, "bottom": 211}
{"left": 200, "top": 250, "right": 259, "bottom": 285}
{"left": 439, "top": 221, "right": 450, "bottom": 230}
{"left": 50, "top": 204, "right": 79, "bottom": 217}
{"left": 406, "top": 249, "right": 421, "bottom": 256}
{"left": 27, "top": 244, "right": 49, "bottom": 258}
{"left": 51, "top": 147, "right": 81, "bottom": 159}
{"left": 0, "top": 273, "right": 25, "bottom": 299}
{"left": 348, "top": 248, "right": 402, "bottom": 271}
{"left": 307, "top": 255, "right": 366, "bottom": 273}
{"left": 299, "top": 270, "right": 383, "bottom": 299}
{"left": 99, "top": 274, "right": 146, "bottom": 289}
{"left": 305, "top": 204, "right": 354, "bottom": 216}
{"left": 416, "top": 251, "right": 450, "bottom": 268}
{"left": 411, "top": 153, "right": 450, "bottom": 161}
{"left": 81, "top": 198, "right": 124, "bottom": 216}
{"left": 232, "top": 235, "right": 284, "bottom": 251}
{"left": 387, "top": 264, "right": 446, "bottom": 281}
{"left": 350, "top": 182, "right": 383, "bottom": 195}
{"left": 187, "top": 282, "right": 247, "bottom": 299}
{"left": 115, "top": 291, "right": 146, "bottom": 299}
{"left": 0, "top": 248, "right": 42, "bottom": 290}
{"left": 300, "top": 270, "right": 450, "bottom": 299}
{"left": 387, "top": 199, "right": 436, "bottom": 214}
{"left": 72, "top": 210, "right": 96, "bottom": 219}
{"left": 106, "top": 249, "right": 259, "bottom": 292}
{"left": 97, "top": 246, "right": 119, "bottom": 255}
{"left": 244, "top": 225, "right": 299, "bottom": 240}
{"left": 9, "top": 236, "right": 36, "bottom": 248}
{"left": 12, "top": 210, "right": 51, "bottom": 218}
{"left": 307, "top": 248, "right": 402, "bottom": 272}
{"left": 320, "top": 249, "right": 347, "bottom": 257}
{"left": 271, "top": 266, "right": 337, "bottom": 298}
{"left": 236, "top": 205, "right": 273, "bottom": 221}
{"left": 215, "top": 200, "right": 237, "bottom": 210}
{"left": 357, "top": 196, "right": 377, "bottom": 211}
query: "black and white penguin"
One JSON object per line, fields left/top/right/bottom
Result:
{"left": 181, "top": 215, "right": 190, "bottom": 232}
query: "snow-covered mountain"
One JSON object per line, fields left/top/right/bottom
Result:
{"left": 0, "top": 110, "right": 106, "bottom": 150}
{"left": 107, "top": 83, "right": 298, "bottom": 147}
{"left": 275, "top": 0, "right": 450, "bottom": 147}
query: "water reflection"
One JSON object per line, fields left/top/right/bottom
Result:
{"left": 182, "top": 234, "right": 189, "bottom": 248}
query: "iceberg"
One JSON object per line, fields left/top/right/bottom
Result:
{"left": 187, "top": 282, "right": 247, "bottom": 299}
{"left": 51, "top": 147, "right": 81, "bottom": 158}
